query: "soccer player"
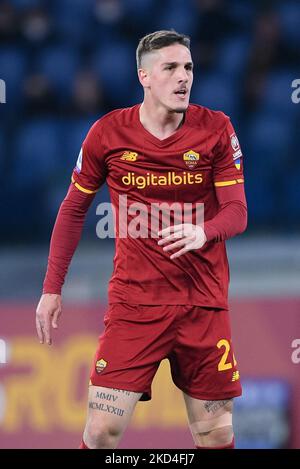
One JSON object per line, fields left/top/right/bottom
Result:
{"left": 36, "top": 30, "right": 247, "bottom": 449}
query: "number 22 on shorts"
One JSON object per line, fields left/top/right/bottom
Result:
{"left": 217, "top": 339, "right": 237, "bottom": 371}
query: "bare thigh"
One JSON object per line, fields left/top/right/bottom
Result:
{"left": 183, "top": 393, "right": 234, "bottom": 447}
{"left": 83, "top": 385, "right": 142, "bottom": 448}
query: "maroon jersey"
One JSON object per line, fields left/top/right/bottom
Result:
{"left": 70, "top": 104, "right": 246, "bottom": 308}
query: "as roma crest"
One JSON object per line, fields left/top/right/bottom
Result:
{"left": 95, "top": 358, "right": 108, "bottom": 373}
{"left": 183, "top": 150, "right": 200, "bottom": 169}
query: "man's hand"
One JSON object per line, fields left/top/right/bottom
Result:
{"left": 36, "top": 293, "right": 62, "bottom": 345}
{"left": 158, "top": 223, "right": 207, "bottom": 259}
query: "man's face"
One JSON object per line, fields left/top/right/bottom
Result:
{"left": 140, "top": 44, "right": 193, "bottom": 113}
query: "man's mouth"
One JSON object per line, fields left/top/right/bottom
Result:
{"left": 174, "top": 89, "right": 188, "bottom": 96}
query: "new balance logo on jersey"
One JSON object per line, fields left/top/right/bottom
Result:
{"left": 121, "top": 151, "right": 138, "bottom": 161}
{"left": 231, "top": 371, "right": 240, "bottom": 382}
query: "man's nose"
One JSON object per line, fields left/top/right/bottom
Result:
{"left": 177, "top": 68, "right": 189, "bottom": 82}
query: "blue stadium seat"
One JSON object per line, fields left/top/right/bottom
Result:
{"left": 0, "top": 47, "right": 27, "bottom": 103}
{"left": 12, "top": 119, "right": 62, "bottom": 189}
{"left": 61, "top": 117, "right": 102, "bottom": 169}
{"left": 191, "top": 73, "right": 238, "bottom": 120}
{"left": 92, "top": 42, "right": 136, "bottom": 106}
{"left": 227, "top": 0, "right": 255, "bottom": 29}
{"left": 216, "top": 36, "right": 251, "bottom": 79}
{"left": 278, "top": 1, "right": 300, "bottom": 43}
{"left": 52, "top": 0, "right": 95, "bottom": 43}
{"left": 49, "top": 117, "right": 111, "bottom": 222}
{"left": 244, "top": 112, "right": 293, "bottom": 174}
{"left": 1, "top": 0, "right": 299, "bottom": 236}
{"left": 130, "top": 83, "right": 144, "bottom": 106}
{"left": 282, "top": 167, "right": 300, "bottom": 220}
{"left": 235, "top": 111, "right": 295, "bottom": 225}
{"left": 0, "top": 128, "right": 5, "bottom": 175}
{"left": 35, "top": 46, "right": 80, "bottom": 100}
{"left": 257, "top": 70, "right": 299, "bottom": 119}
{"left": 155, "top": 0, "right": 198, "bottom": 36}
{"left": 9, "top": 0, "right": 42, "bottom": 8}
{"left": 36, "top": 115, "right": 99, "bottom": 219}
{"left": 124, "top": 0, "right": 157, "bottom": 19}
{"left": 54, "top": 0, "right": 94, "bottom": 14}
{"left": 45, "top": 183, "right": 69, "bottom": 219}
{"left": 245, "top": 171, "right": 277, "bottom": 224}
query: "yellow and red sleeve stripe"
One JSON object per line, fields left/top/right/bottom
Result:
{"left": 214, "top": 178, "right": 244, "bottom": 187}
{"left": 71, "top": 175, "right": 98, "bottom": 194}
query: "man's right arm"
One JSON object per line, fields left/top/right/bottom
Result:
{"left": 43, "top": 183, "right": 96, "bottom": 294}
{"left": 36, "top": 183, "right": 96, "bottom": 345}
{"left": 36, "top": 117, "right": 107, "bottom": 345}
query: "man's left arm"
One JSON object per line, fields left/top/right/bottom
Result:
{"left": 158, "top": 115, "right": 247, "bottom": 258}
{"left": 205, "top": 114, "right": 247, "bottom": 242}
{"left": 204, "top": 182, "right": 247, "bottom": 243}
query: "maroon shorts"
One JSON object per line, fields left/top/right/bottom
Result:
{"left": 90, "top": 303, "right": 242, "bottom": 401}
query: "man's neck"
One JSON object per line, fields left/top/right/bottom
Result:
{"left": 139, "top": 101, "right": 185, "bottom": 140}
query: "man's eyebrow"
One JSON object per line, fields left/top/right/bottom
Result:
{"left": 161, "top": 61, "right": 194, "bottom": 67}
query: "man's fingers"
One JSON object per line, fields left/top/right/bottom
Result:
{"left": 157, "top": 232, "right": 184, "bottom": 246}
{"left": 43, "top": 323, "right": 52, "bottom": 345}
{"left": 35, "top": 317, "right": 44, "bottom": 344}
{"left": 51, "top": 308, "right": 61, "bottom": 329}
{"left": 158, "top": 224, "right": 184, "bottom": 238}
{"left": 158, "top": 224, "right": 206, "bottom": 259}
{"left": 170, "top": 246, "right": 190, "bottom": 260}
{"left": 163, "top": 237, "right": 191, "bottom": 252}
{"left": 170, "top": 238, "right": 199, "bottom": 259}
{"left": 37, "top": 316, "right": 52, "bottom": 345}
{"left": 36, "top": 294, "right": 62, "bottom": 346}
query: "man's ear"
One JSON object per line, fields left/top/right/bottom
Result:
{"left": 138, "top": 68, "right": 150, "bottom": 88}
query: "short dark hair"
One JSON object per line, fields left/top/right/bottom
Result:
{"left": 136, "top": 30, "right": 191, "bottom": 69}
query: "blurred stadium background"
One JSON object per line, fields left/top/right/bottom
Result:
{"left": 0, "top": 0, "right": 299, "bottom": 449}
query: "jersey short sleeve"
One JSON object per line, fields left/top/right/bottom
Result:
{"left": 212, "top": 117, "right": 245, "bottom": 188}
{"left": 71, "top": 120, "right": 107, "bottom": 194}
